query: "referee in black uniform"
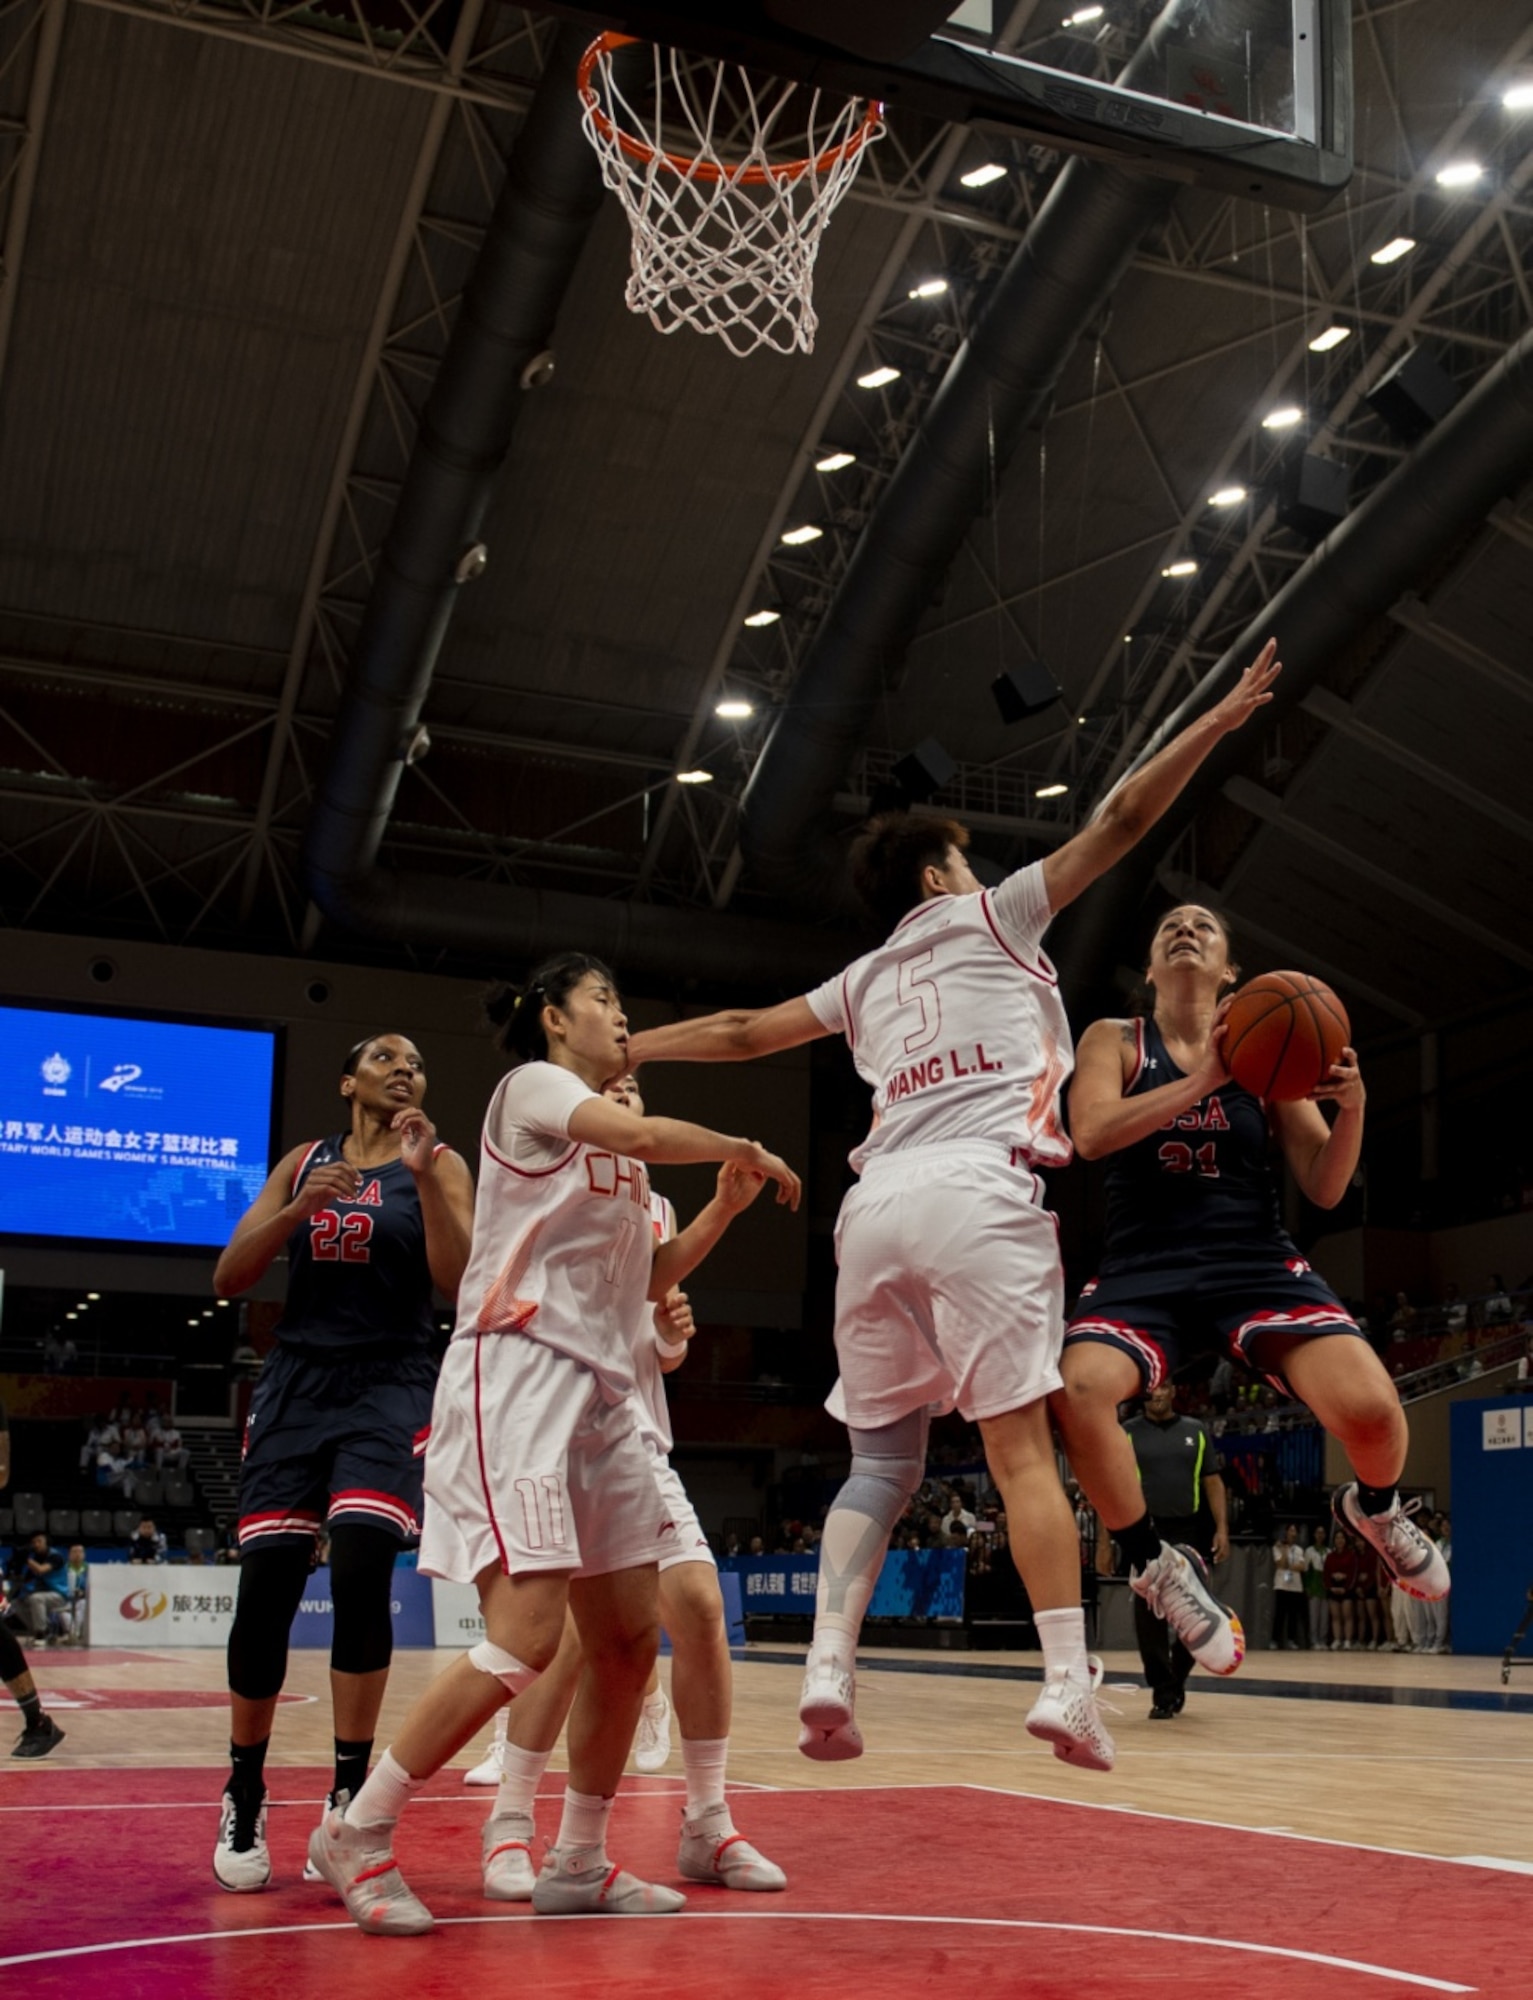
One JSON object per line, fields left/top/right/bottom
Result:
{"left": 1097, "top": 1383, "right": 1229, "bottom": 1718}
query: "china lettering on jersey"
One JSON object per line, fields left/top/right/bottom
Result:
{"left": 806, "top": 868, "right": 1074, "bottom": 1173}
{"left": 458, "top": 1063, "right": 654, "bottom": 1405}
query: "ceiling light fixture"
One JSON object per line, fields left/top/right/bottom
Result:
{"left": 1308, "top": 325, "right": 1351, "bottom": 352}
{"left": 908, "top": 278, "right": 949, "bottom": 299}
{"left": 815, "top": 450, "right": 856, "bottom": 472}
{"left": 1208, "top": 485, "right": 1247, "bottom": 507}
{"left": 1161, "top": 559, "right": 1199, "bottom": 577}
{"left": 1035, "top": 782, "right": 1069, "bottom": 799}
{"left": 1370, "top": 236, "right": 1416, "bottom": 264}
{"left": 1435, "top": 160, "right": 1482, "bottom": 187}
{"left": 1504, "top": 82, "right": 1533, "bottom": 110}
{"left": 856, "top": 365, "right": 901, "bottom": 389}
{"left": 1064, "top": 4, "right": 1103, "bottom": 21}
{"left": 959, "top": 161, "right": 1007, "bottom": 188}
{"left": 743, "top": 608, "right": 780, "bottom": 627}
{"left": 675, "top": 769, "right": 714, "bottom": 785}
{"left": 1262, "top": 405, "right": 1304, "bottom": 430}
{"left": 715, "top": 699, "right": 754, "bottom": 720}
{"left": 780, "top": 523, "right": 823, "bottom": 546}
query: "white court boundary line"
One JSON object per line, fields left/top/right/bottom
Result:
{"left": 953, "top": 1781, "right": 1533, "bottom": 1873}
{"left": 0, "top": 1909, "right": 1475, "bottom": 1991}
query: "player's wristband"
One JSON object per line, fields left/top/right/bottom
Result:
{"left": 655, "top": 1334, "right": 689, "bottom": 1360}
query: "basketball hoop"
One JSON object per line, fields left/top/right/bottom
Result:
{"left": 577, "top": 33, "right": 885, "bottom": 359}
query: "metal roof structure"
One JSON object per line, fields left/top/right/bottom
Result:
{"left": 0, "top": 0, "right": 1529, "bottom": 1069}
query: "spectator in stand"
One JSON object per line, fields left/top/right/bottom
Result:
{"left": 1304, "top": 1524, "right": 1331, "bottom": 1652}
{"left": 13, "top": 1533, "right": 66, "bottom": 1642}
{"left": 79, "top": 1414, "right": 109, "bottom": 1473}
{"left": 1441, "top": 1284, "right": 1468, "bottom": 1335}
{"left": 1324, "top": 1528, "right": 1360, "bottom": 1648}
{"left": 747, "top": 1536, "right": 765, "bottom": 1556}
{"left": 55, "top": 1545, "right": 89, "bottom": 1644}
{"left": 1353, "top": 1540, "right": 1385, "bottom": 1649}
{"left": 1426, "top": 1518, "right": 1451, "bottom": 1653}
{"left": 128, "top": 1518, "right": 168, "bottom": 1565}
{"left": 153, "top": 1418, "right": 189, "bottom": 1474}
{"left": 214, "top": 1519, "right": 241, "bottom": 1565}
{"left": 121, "top": 1410, "right": 150, "bottom": 1470}
{"left": 1484, "top": 1275, "right": 1513, "bottom": 1324}
{"left": 1271, "top": 1525, "right": 1308, "bottom": 1649}
{"left": 1388, "top": 1293, "right": 1417, "bottom": 1341}
{"left": 943, "top": 1490, "right": 976, "bottom": 1536}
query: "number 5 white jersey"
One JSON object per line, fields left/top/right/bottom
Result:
{"left": 804, "top": 863, "right": 1074, "bottom": 1176}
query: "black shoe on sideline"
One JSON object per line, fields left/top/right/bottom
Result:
{"left": 1148, "top": 1699, "right": 1178, "bottom": 1720}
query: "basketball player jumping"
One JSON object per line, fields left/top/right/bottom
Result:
{"left": 627, "top": 640, "right": 1284, "bottom": 1770}
{"left": 1052, "top": 899, "right": 1448, "bottom": 1680}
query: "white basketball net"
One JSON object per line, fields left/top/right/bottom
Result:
{"left": 577, "top": 35, "right": 885, "bottom": 359}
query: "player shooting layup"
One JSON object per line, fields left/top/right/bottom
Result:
{"left": 628, "top": 642, "right": 1282, "bottom": 1771}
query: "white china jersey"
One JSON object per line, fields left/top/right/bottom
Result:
{"left": 455, "top": 1061, "right": 654, "bottom": 1404}
{"left": 631, "top": 1191, "right": 678, "bottom": 1456}
{"left": 805, "top": 865, "right": 1075, "bottom": 1175}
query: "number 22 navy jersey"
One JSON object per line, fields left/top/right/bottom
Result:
{"left": 272, "top": 1134, "right": 442, "bottom": 1355}
{"left": 1100, "top": 1016, "right": 1294, "bottom": 1268}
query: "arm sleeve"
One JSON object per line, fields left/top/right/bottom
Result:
{"left": 486, "top": 1063, "right": 593, "bottom": 1152}
{"left": 803, "top": 974, "right": 848, "bottom": 1036}
{"left": 986, "top": 861, "right": 1053, "bottom": 952}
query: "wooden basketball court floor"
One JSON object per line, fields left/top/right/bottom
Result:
{"left": 5, "top": 1640, "right": 1532, "bottom": 1998}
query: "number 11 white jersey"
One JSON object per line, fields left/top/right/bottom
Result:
{"left": 803, "top": 863, "right": 1074, "bottom": 1176}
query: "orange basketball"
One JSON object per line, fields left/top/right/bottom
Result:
{"left": 1221, "top": 971, "right": 1350, "bottom": 1102}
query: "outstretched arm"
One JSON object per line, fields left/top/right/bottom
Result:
{"left": 626, "top": 995, "right": 829, "bottom": 1069}
{"left": 566, "top": 1097, "right": 800, "bottom": 1209}
{"left": 1041, "top": 640, "right": 1280, "bottom": 916}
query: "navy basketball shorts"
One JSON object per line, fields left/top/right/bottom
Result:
{"left": 237, "top": 1344, "right": 437, "bottom": 1552}
{"left": 1063, "top": 1251, "right": 1365, "bottom": 1394}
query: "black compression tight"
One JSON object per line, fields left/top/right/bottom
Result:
{"left": 227, "top": 1522, "right": 400, "bottom": 1700}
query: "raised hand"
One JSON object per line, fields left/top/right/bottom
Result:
{"left": 292, "top": 1160, "right": 361, "bottom": 1217}
{"left": 392, "top": 1105, "right": 440, "bottom": 1176}
{"left": 1311, "top": 1046, "right": 1365, "bottom": 1111}
{"left": 1209, "top": 637, "right": 1281, "bottom": 734}
{"left": 716, "top": 1159, "right": 768, "bottom": 1214}
{"left": 736, "top": 1142, "right": 801, "bottom": 1210}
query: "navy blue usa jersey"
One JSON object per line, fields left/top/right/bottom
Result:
{"left": 272, "top": 1135, "right": 441, "bottom": 1354}
{"left": 1100, "top": 1017, "right": 1293, "bottom": 1267}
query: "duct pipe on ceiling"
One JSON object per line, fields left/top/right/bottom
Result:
{"left": 304, "top": 22, "right": 604, "bottom": 903}
{"left": 299, "top": 24, "right": 856, "bottom": 986}
{"left": 737, "top": 7, "right": 1193, "bottom": 901}
{"left": 1047, "top": 318, "right": 1533, "bottom": 1008}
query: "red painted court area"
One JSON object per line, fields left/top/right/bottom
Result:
{"left": 2, "top": 1768, "right": 1525, "bottom": 1999}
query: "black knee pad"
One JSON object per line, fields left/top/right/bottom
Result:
{"left": 327, "top": 1522, "right": 398, "bottom": 1677}
{"left": 227, "top": 1543, "right": 312, "bottom": 1701}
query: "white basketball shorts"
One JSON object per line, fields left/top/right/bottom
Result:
{"left": 420, "top": 1335, "right": 678, "bottom": 1582}
{"left": 649, "top": 1455, "right": 717, "bottom": 1574}
{"left": 828, "top": 1144, "right": 1064, "bottom": 1429}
